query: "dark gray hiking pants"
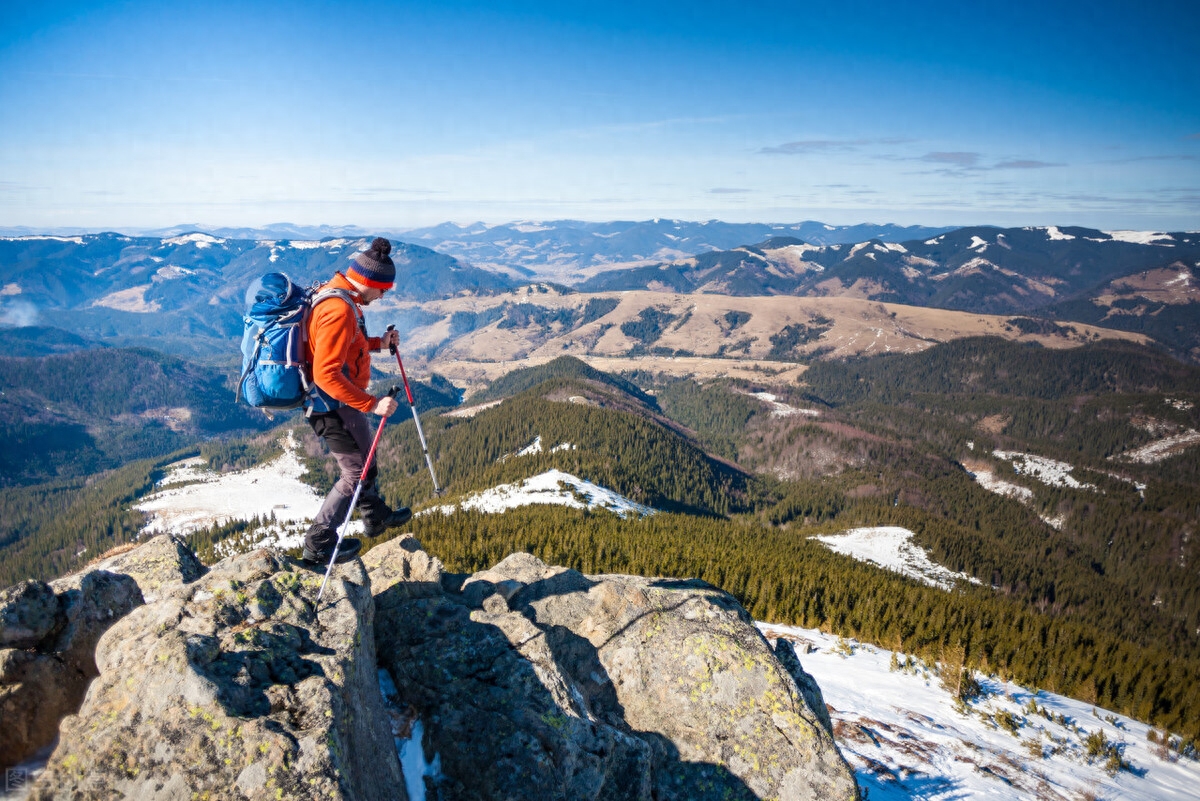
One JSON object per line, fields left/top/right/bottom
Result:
{"left": 305, "top": 406, "right": 391, "bottom": 550}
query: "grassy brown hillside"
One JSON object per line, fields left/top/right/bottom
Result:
{"left": 370, "top": 287, "right": 1147, "bottom": 395}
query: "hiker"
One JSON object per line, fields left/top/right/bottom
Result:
{"left": 302, "top": 237, "right": 412, "bottom": 564}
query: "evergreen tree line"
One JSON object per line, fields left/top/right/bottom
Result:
{"left": 0, "top": 455, "right": 169, "bottom": 586}
{"left": 305, "top": 369, "right": 1200, "bottom": 662}
{"left": 641, "top": 345, "right": 1200, "bottom": 663}
{"left": 342, "top": 380, "right": 757, "bottom": 518}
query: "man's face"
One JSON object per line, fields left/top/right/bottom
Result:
{"left": 359, "top": 286, "right": 387, "bottom": 305}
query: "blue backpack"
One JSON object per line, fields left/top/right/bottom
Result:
{"left": 235, "top": 273, "right": 353, "bottom": 411}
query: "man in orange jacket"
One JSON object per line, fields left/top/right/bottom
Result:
{"left": 302, "top": 237, "right": 411, "bottom": 564}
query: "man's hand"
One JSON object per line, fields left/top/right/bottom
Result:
{"left": 373, "top": 395, "right": 399, "bottom": 417}
{"left": 381, "top": 328, "right": 400, "bottom": 351}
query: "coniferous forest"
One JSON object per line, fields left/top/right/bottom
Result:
{"left": 2, "top": 338, "right": 1199, "bottom": 747}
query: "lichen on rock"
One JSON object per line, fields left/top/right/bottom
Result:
{"left": 371, "top": 539, "right": 859, "bottom": 801}
{"left": 28, "top": 546, "right": 404, "bottom": 800}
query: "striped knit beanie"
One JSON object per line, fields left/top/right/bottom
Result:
{"left": 348, "top": 237, "right": 396, "bottom": 289}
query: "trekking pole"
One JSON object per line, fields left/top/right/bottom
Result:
{"left": 386, "top": 324, "right": 443, "bottom": 496}
{"left": 316, "top": 385, "right": 400, "bottom": 602}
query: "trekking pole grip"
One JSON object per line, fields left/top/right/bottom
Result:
{"left": 386, "top": 324, "right": 398, "bottom": 355}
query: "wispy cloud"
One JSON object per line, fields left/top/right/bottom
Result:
{"left": 921, "top": 152, "right": 981, "bottom": 168}
{"left": 709, "top": 187, "right": 750, "bottom": 194}
{"left": 992, "top": 160, "right": 1063, "bottom": 169}
{"left": 759, "top": 137, "right": 910, "bottom": 155}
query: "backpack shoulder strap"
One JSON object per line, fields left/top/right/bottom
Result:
{"left": 310, "top": 287, "right": 356, "bottom": 312}
{"left": 309, "top": 287, "right": 363, "bottom": 336}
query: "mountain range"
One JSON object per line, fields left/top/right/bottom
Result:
{"left": 4, "top": 221, "right": 1199, "bottom": 364}
{"left": 0, "top": 232, "right": 513, "bottom": 355}
{"left": 576, "top": 226, "right": 1200, "bottom": 361}
{"left": 398, "top": 218, "right": 956, "bottom": 281}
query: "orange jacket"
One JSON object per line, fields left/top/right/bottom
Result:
{"left": 305, "top": 273, "right": 383, "bottom": 413}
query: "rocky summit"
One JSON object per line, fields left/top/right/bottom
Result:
{"left": 2, "top": 534, "right": 858, "bottom": 800}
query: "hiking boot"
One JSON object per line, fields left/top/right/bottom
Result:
{"left": 302, "top": 537, "right": 362, "bottom": 565}
{"left": 363, "top": 507, "right": 412, "bottom": 539}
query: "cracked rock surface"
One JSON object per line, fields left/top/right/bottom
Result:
{"left": 6, "top": 532, "right": 855, "bottom": 801}
{"left": 29, "top": 547, "right": 404, "bottom": 800}
{"left": 371, "top": 538, "right": 858, "bottom": 801}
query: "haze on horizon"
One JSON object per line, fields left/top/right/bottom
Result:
{"left": 0, "top": 0, "right": 1197, "bottom": 232}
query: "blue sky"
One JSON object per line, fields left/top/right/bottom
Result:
{"left": 0, "top": 0, "right": 1197, "bottom": 230}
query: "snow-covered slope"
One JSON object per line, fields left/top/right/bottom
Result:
{"left": 758, "top": 623, "right": 1200, "bottom": 800}
{"left": 135, "top": 433, "right": 321, "bottom": 535}
{"left": 428, "top": 469, "right": 656, "bottom": 518}
{"left": 813, "top": 526, "right": 980, "bottom": 591}
{"left": 134, "top": 440, "right": 654, "bottom": 556}
{"left": 132, "top": 432, "right": 351, "bottom": 555}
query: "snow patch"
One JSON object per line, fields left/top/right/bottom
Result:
{"left": 751, "top": 391, "right": 820, "bottom": 418}
{"left": 379, "top": 669, "right": 442, "bottom": 801}
{"left": 813, "top": 526, "right": 980, "bottom": 591}
{"left": 428, "top": 469, "right": 655, "bottom": 518}
{"left": 162, "top": 233, "right": 224, "bottom": 248}
{"left": 4, "top": 235, "right": 84, "bottom": 244}
{"left": 285, "top": 238, "right": 353, "bottom": 250}
{"left": 1104, "top": 230, "right": 1175, "bottom": 245}
{"left": 550, "top": 441, "right": 577, "bottom": 453}
{"left": 993, "top": 450, "right": 1095, "bottom": 491}
{"left": 776, "top": 243, "right": 822, "bottom": 256}
{"left": 517, "top": 436, "right": 543, "bottom": 456}
{"left": 969, "top": 235, "right": 989, "bottom": 251}
{"left": 970, "top": 469, "right": 1034, "bottom": 503}
{"left": 134, "top": 432, "right": 324, "bottom": 543}
{"left": 883, "top": 242, "right": 908, "bottom": 253}
{"left": 756, "top": 623, "right": 1200, "bottom": 801}
{"left": 1116, "top": 429, "right": 1200, "bottom": 464}
{"left": 1043, "top": 226, "right": 1075, "bottom": 241}
{"left": 957, "top": 257, "right": 997, "bottom": 274}
{"left": 154, "top": 265, "right": 194, "bottom": 280}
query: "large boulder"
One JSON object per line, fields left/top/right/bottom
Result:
{"left": 0, "top": 649, "right": 77, "bottom": 768}
{"left": 370, "top": 539, "right": 858, "bottom": 801}
{"left": 774, "top": 637, "right": 835, "bottom": 737}
{"left": 491, "top": 556, "right": 859, "bottom": 801}
{"left": 0, "top": 571, "right": 143, "bottom": 770}
{"left": 1, "top": 534, "right": 203, "bottom": 771}
{"left": 54, "top": 533, "right": 207, "bottom": 603}
{"left": 0, "top": 580, "right": 59, "bottom": 648}
{"left": 369, "top": 535, "right": 654, "bottom": 801}
{"left": 30, "top": 549, "right": 406, "bottom": 801}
